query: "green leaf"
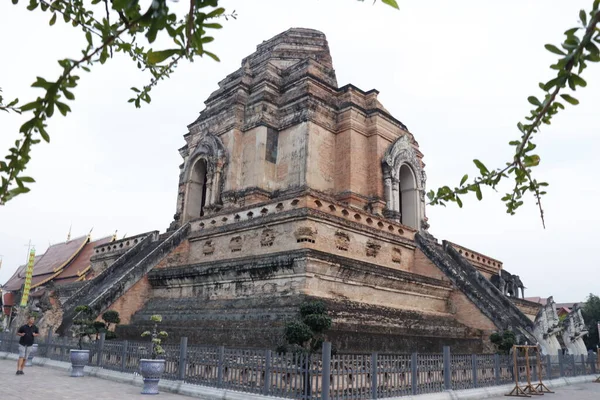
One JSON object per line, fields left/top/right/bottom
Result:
{"left": 560, "top": 94, "right": 579, "bottom": 105}
{"left": 460, "top": 174, "right": 468, "bottom": 186}
{"left": 523, "top": 154, "right": 541, "bottom": 167}
{"left": 147, "top": 49, "right": 180, "bottom": 65}
{"left": 203, "top": 51, "right": 220, "bottom": 62}
{"left": 456, "top": 196, "right": 463, "bottom": 208}
{"left": 475, "top": 185, "right": 482, "bottom": 201}
{"left": 571, "top": 74, "right": 587, "bottom": 87}
{"left": 527, "top": 96, "right": 541, "bottom": 106}
{"left": 19, "top": 176, "right": 35, "bottom": 183}
{"left": 579, "top": 9, "right": 587, "bottom": 26}
{"left": 381, "top": 0, "right": 399, "bottom": 9}
{"left": 49, "top": 13, "right": 56, "bottom": 26}
{"left": 473, "top": 159, "right": 489, "bottom": 176}
{"left": 56, "top": 101, "right": 71, "bottom": 116}
{"left": 544, "top": 44, "right": 565, "bottom": 56}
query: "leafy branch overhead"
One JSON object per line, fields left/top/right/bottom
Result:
{"left": 0, "top": 0, "right": 396, "bottom": 205}
{"left": 428, "top": 2, "right": 600, "bottom": 227}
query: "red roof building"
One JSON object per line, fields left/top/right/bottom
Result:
{"left": 1, "top": 233, "right": 114, "bottom": 309}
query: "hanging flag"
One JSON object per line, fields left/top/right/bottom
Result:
{"left": 20, "top": 248, "right": 36, "bottom": 307}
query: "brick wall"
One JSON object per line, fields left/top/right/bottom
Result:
{"left": 104, "top": 276, "right": 152, "bottom": 325}
{"left": 155, "top": 240, "right": 190, "bottom": 269}
{"left": 413, "top": 247, "right": 449, "bottom": 281}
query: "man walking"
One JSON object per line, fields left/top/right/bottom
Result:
{"left": 16, "top": 316, "right": 39, "bottom": 375}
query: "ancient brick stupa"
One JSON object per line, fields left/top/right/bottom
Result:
{"left": 16, "top": 28, "right": 560, "bottom": 353}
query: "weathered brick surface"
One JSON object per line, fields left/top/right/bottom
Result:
{"left": 105, "top": 276, "right": 152, "bottom": 325}
{"left": 155, "top": 240, "right": 190, "bottom": 269}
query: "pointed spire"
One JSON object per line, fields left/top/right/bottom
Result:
{"left": 112, "top": 230, "right": 118, "bottom": 241}
{"left": 67, "top": 224, "right": 72, "bottom": 241}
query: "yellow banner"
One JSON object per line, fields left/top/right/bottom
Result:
{"left": 20, "top": 249, "right": 36, "bottom": 307}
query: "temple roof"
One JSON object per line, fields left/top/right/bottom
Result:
{"left": 2, "top": 234, "right": 113, "bottom": 292}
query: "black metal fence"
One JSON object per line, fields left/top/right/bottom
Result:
{"left": 0, "top": 331, "right": 597, "bottom": 399}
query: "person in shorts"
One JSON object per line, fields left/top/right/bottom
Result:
{"left": 16, "top": 316, "right": 39, "bottom": 375}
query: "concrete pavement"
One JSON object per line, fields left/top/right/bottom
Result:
{"left": 1, "top": 358, "right": 188, "bottom": 400}
{"left": 486, "top": 381, "right": 600, "bottom": 399}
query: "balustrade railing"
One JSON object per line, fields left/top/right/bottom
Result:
{"left": 0, "top": 331, "right": 596, "bottom": 400}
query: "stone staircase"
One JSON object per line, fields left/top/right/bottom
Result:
{"left": 56, "top": 223, "right": 190, "bottom": 335}
{"left": 416, "top": 232, "right": 537, "bottom": 343}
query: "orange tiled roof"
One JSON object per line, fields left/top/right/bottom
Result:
{"left": 54, "top": 236, "right": 112, "bottom": 283}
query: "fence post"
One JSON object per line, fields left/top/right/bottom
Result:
{"left": 581, "top": 354, "right": 586, "bottom": 375}
{"left": 546, "top": 355, "right": 552, "bottom": 380}
{"left": 264, "top": 349, "right": 272, "bottom": 395}
{"left": 371, "top": 352, "right": 378, "bottom": 399}
{"left": 443, "top": 346, "right": 451, "bottom": 391}
{"left": 97, "top": 332, "right": 105, "bottom": 367}
{"left": 178, "top": 337, "right": 188, "bottom": 380}
{"left": 571, "top": 354, "right": 576, "bottom": 375}
{"left": 217, "top": 346, "right": 225, "bottom": 388}
{"left": 494, "top": 354, "right": 500, "bottom": 384}
{"left": 590, "top": 351, "right": 597, "bottom": 375}
{"left": 121, "top": 340, "right": 128, "bottom": 372}
{"left": 321, "top": 342, "right": 331, "bottom": 400}
{"left": 411, "top": 352, "right": 418, "bottom": 395}
{"left": 46, "top": 329, "right": 53, "bottom": 358}
{"left": 471, "top": 354, "right": 478, "bottom": 388}
{"left": 558, "top": 351, "right": 565, "bottom": 377}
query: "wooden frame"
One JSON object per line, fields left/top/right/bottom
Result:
{"left": 505, "top": 345, "right": 553, "bottom": 397}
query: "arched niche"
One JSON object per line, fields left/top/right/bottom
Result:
{"left": 399, "top": 164, "right": 418, "bottom": 228}
{"left": 381, "top": 135, "right": 427, "bottom": 230}
{"left": 186, "top": 158, "right": 208, "bottom": 220}
{"left": 181, "top": 133, "right": 228, "bottom": 223}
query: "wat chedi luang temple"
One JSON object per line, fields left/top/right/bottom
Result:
{"left": 1, "top": 28, "right": 589, "bottom": 355}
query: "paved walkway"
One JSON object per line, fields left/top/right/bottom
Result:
{"left": 0, "top": 359, "right": 190, "bottom": 400}
{"left": 2, "top": 358, "right": 599, "bottom": 400}
{"left": 487, "top": 381, "right": 600, "bottom": 399}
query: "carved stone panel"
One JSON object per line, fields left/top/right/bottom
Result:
{"left": 295, "top": 227, "right": 316, "bottom": 243}
{"left": 392, "top": 248, "right": 402, "bottom": 264}
{"left": 335, "top": 231, "right": 350, "bottom": 251}
{"left": 366, "top": 240, "right": 381, "bottom": 258}
{"left": 203, "top": 240, "right": 215, "bottom": 255}
{"left": 260, "top": 229, "right": 275, "bottom": 247}
{"left": 230, "top": 236, "right": 243, "bottom": 252}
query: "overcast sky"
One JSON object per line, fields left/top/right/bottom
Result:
{"left": 0, "top": 0, "right": 598, "bottom": 303}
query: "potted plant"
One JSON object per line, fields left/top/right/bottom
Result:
{"left": 140, "top": 315, "right": 168, "bottom": 395}
{"left": 69, "top": 305, "right": 96, "bottom": 377}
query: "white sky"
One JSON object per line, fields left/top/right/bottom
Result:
{"left": 0, "top": 0, "right": 598, "bottom": 303}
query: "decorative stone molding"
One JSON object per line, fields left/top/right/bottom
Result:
{"left": 294, "top": 227, "right": 316, "bottom": 243}
{"left": 260, "top": 229, "right": 275, "bottom": 247}
{"left": 203, "top": 240, "right": 215, "bottom": 255}
{"left": 229, "top": 236, "right": 243, "bottom": 252}
{"left": 382, "top": 134, "right": 427, "bottom": 230}
{"left": 335, "top": 231, "right": 350, "bottom": 251}
{"left": 365, "top": 240, "right": 381, "bottom": 258}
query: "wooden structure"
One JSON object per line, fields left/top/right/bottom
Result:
{"left": 505, "top": 345, "right": 553, "bottom": 397}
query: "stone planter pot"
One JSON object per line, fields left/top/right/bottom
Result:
{"left": 69, "top": 349, "right": 90, "bottom": 377}
{"left": 140, "top": 359, "right": 166, "bottom": 395}
{"left": 25, "top": 344, "right": 38, "bottom": 367}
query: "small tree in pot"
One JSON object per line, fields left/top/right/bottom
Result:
{"left": 139, "top": 314, "right": 168, "bottom": 395}
{"left": 69, "top": 305, "right": 97, "bottom": 377}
